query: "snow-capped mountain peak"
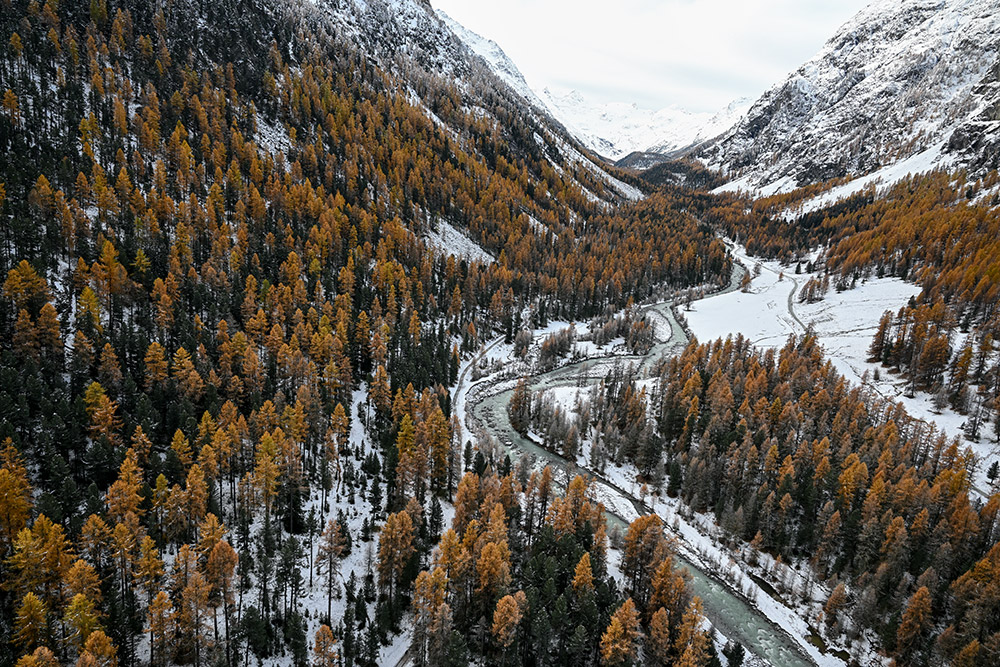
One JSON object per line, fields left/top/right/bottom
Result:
{"left": 438, "top": 12, "right": 750, "bottom": 163}
{"left": 706, "top": 0, "right": 1000, "bottom": 194}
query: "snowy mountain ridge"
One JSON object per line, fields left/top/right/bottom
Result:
{"left": 436, "top": 8, "right": 749, "bottom": 162}
{"left": 435, "top": 10, "right": 550, "bottom": 111}
{"left": 705, "top": 0, "right": 1000, "bottom": 194}
{"left": 540, "top": 89, "right": 752, "bottom": 162}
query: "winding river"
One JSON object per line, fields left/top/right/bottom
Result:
{"left": 462, "top": 263, "right": 820, "bottom": 667}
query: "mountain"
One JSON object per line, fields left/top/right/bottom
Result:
{"left": 300, "top": 0, "right": 644, "bottom": 205}
{"left": 435, "top": 9, "right": 549, "bottom": 110}
{"left": 643, "top": 96, "right": 752, "bottom": 156}
{"left": 537, "top": 89, "right": 751, "bottom": 162}
{"left": 704, "top": 0, "right": 1000, "bottom": 194}
{"left": 436, "top": 11, "right": 749, "bottom": 163}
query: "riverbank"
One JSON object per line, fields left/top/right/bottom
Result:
{"left": 453, "top": 259, "right": 878, "bottom": 667}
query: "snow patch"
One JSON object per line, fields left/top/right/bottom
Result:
{"left": 424, "top": 219, "right": 495, "bottom": 265}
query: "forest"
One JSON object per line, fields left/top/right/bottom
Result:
{"left": 0, "top": 0, "right": 728, "bottom": 666}
{"left": 705, "top": 171, "right": 1000, "bottom": 442}
{"left": 2, "top": 0, "right": 1000, "bottom": 666}
{"left": 518, "top": 333, "right": 999, "bottom": 665}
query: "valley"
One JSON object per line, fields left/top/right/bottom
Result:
{"left": 2, "top": 1, "right": 1000, "bottom": 667}
{"left": 454, "top": 239, "right": 978, "bottom": 667}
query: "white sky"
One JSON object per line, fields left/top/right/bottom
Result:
{"left": 433, "top": 0, "right": 872, "bottom": 113}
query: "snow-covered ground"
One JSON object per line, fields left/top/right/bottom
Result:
{"left": 685, "top": 244, "right": 999, "bottom": 494}
{"left": 423, "top": 219, "right": 495, "bottom": 265}
{"left": 255, "top": 118, "right": 291, "bottom": 156}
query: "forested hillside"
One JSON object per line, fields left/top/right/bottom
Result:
{"left": 6, "top": 1, "right": 1000, "bottom": 666}
{"left": 0, "top": 1, "right": 729, "bottom": 666}
{"left": 523, "top": 333, "right": 998, "bottom": 664}
{"left": 706, "top": 171, "right": 1000, "bottom": 440}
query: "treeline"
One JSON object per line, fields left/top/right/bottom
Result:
{"left": 526, "top": 334, "right": 999, "bottom": 665}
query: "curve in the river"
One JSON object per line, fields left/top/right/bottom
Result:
{"left": 463, "top": 261, "right": 819, "bottom": 667}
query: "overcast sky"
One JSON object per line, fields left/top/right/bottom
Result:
{"left": 433, "top": 0, "right": 872, "bottom": 113}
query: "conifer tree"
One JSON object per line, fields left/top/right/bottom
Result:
{"left": 146, "top": 591, "right": 173, "bottom": 667}
{"left": 378, "top": 510, "right": 415, "bottom": 602}
{"left": 14, "top": 592, "right": 48, "bottom": 653}
{"left": 312, "top": 624, "right": 338, "bottom": 666}
{"left": 895, "top": 586, "right": 931, "bottom": 663}
{"left": 317, "top": 519, "right": 345, "bottom": 622}
{"left": 600, "top": 598, "right": 640, "bottom": 666}
{"left": 0, "top": 441, "right": 32, "bottom": 555}
{"left": 492, "top": 592, "right": 525, "bottom": 657}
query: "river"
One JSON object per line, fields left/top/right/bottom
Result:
{"left": 461, "top": 262, "right": 821, "bottom": 667}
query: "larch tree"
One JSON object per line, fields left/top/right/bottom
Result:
{"left": 476, "top": 540, "right": 511, "bottom": 601}
{"left": 647, "top": 607, "right": 672, "bottom": 665}
{"left": 491, "top": 592, "right": 526, "bottom": 658}
{"left": 622, "top": 514, "right": 669, "bottom": 609}
{"left": 15, "top": 647, "right": 59, "bottom": 667}
{"left": 253, "top": 432, "right": 281, "bottom": 526}
{"left": 674, "top": 598, "right": 709, "bottom": 667}
{"left": 105, "top": 448, "right": 143, "bottom": 523}
{"left": 146, "top": 591, "right": 173, "bottom": 667}
{"left": 823, "top": 582, "right": 848, "bottom": 635}
{"left": 80, "top": 630, "right": 117, "bottom": 667}
{"left": 66, "top": 559, "right": 103, "bottom": 607}
{"left": 394, "top": 413, "right": 417, "bottom": 499}
{"left": 895, "top": 586, "right": 931, "bottom": 663}
{"left": 378, "top": 510, "right": 415, "bottom": 602}
{"left": 180, "top": 570, "right": 211, "bottom": 667}
{"left": 205, "top": 539, "right": 238, "bottom": 663}
{"left": 426, "top": 406, "right": 451, "bottom": 495}
{"left": 64, "top": 593, "right": 102, "bottom": 653}
{"left": 312, "top": 624, "right": 339, "bottom": 666}
{"left": 317, "top": 518, "right": 346, "bottom": 622}
{"left": 572, "top": 552, "right": 594, "bottom": 595}
{"left": 0, "top": 441, "right": 32, "bottom": 555}
{"left": 600, "top": 598, "right": 640, "bottom": 666}
{"left": 411, "top": 566, "right": 448, "bottom": 665}
{"left": 14, "top": 592, "right": 48, "bottom": 653}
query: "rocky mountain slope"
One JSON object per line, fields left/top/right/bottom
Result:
{"left": 310, "top": 0, "right": 643, "bottom": 203}
{"left": 704, "top": 0, "right": 1000, "bottom": 193}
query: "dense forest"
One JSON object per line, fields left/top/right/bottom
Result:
{"left": 0, "top": 0, "right": 730, "bottom": 666}
{"left": 3, "top": 0, "right": 1000, "bottom": 666}
{"left": 521, "top": 334, "right": 999, "bottom": 665}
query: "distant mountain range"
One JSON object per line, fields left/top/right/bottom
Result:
{"left": 438, "top": 9, "right": 750, "bottom": 163}
{"left": 538, "top": 89, "right": 751, "bottom": 163}
{"left": 443, "top": 0, "right": 1000, "bottom": 197}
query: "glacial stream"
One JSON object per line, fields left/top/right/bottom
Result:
{"left": 464, "top": 263, "right": 819, "bottom": 667}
